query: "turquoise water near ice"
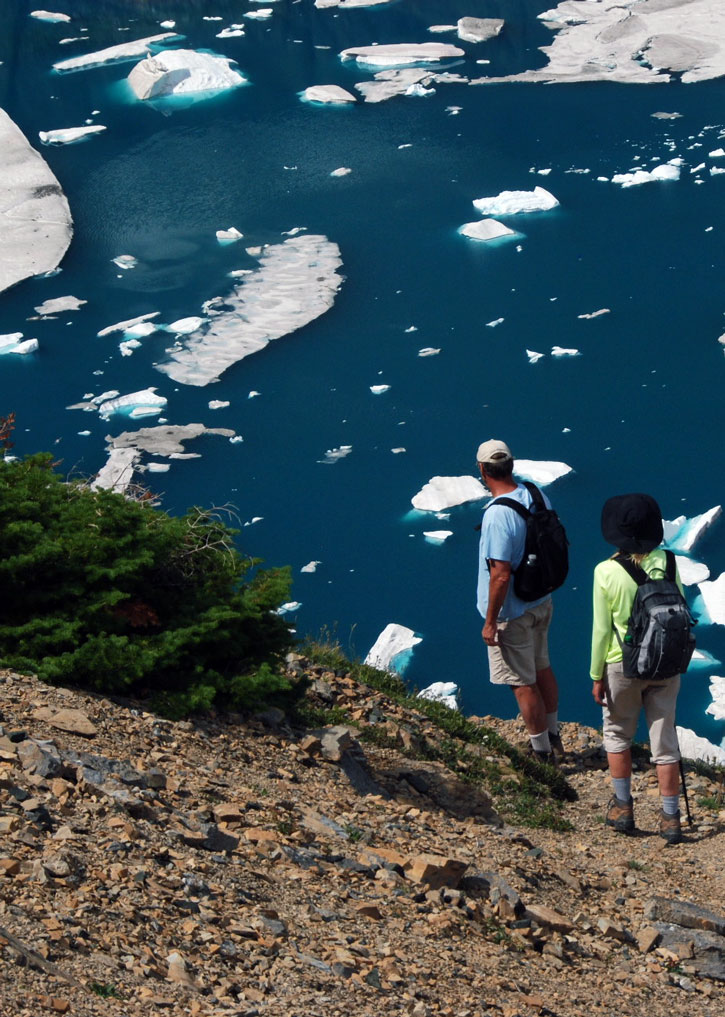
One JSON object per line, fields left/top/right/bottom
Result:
{"left": 3, "top": 0, "right": 725, "bottom": 743}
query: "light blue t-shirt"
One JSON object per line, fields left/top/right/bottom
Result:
{"left": 476, "top": 483, "right": 551, "bottom": 621}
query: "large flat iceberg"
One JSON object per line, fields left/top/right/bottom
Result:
{"left": 0, "top": 111, "right": 72, "bottom": 295}
{"left": 53, "top": 33, "right": 180, "bottom": 73}
{"left": 340, "top": 43, "right": 464, "bottom": 67}
{"left": 459, "top": 219, "right": 516, "bottom": 242}
{"left": 128, "top": 50, "right": 246, "bottom": 100}
{"left": 412, "top": 476, "right": 486, "bottom": 512}
{"left": 365, "top": 623, "right": 422, "bottom": 675}
{"left": 473, "top": 186, "right": 558, "bottom": 215}
{"left": 39, "top": 125, "right": 106, "bottom": 146}
{"left": 155, "top": 234, "right": 343, "bottom": 386}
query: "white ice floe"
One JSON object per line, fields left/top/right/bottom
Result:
{"left": 697, "top": 571, "right": 725, "bottom": 625}
{"left": 317, "top": 0, "right": 397, "bottom": 7}
{"left": 229, "top": 435, "right": 243, "bottom": 444}
{"left": 147, "top": 462, "right": 170, "bottom": 472}
{"left": 0, "top": 334, "right": 38, "bottom": 355}
{"left": 53, "top": 33, "right": 179, "bottom": 73}
{"left": 418, "top": 347, "right": 440, "bottom": 357}
{"left": 663, "top": 506, "right": 721, "bottom": 552}
{"left": 611, "top": 163, "right": 681, "bottom": 187}
{"left": 112, "top": 254, "right": 138, "bottom": 270}
{"left": 365, "top": 622, "right": 422, "bottom": 675}
{"left": 391, "top": 447, "right": 406, "bottom": 454}
{"left": 31, "top": 10, "right": 71, "bottom": 22}
{"left": 97, "top": 388, "right": 167, "bottom": 420}
{"left": 244, "top": 8, "right": 273, "bottom": 18}
{"left": 514, "top": 460, "right": 572, "bottom": 486}
{"left": 711, "top": 167, "right": 725, "bottom": 176}
{"left": 486, "top": 318, "right": 504, "bottom": 328}
{"left": 429, "top": 25, "right": 456, "bottom": 34}
{"left": 39, "top": 125, "right": 106, "bottom": 146}
{"left": 156, "top": 235, "right": 343, "bottom": 386}
{"left": 417, "top": 681, "right": 459, "bottom": 710}
{"left": 370, "top": 384, "right": 390, "bottom": 394}
{"left": 457, "top": 17, "right": 504, "bottom": 44}
{"left": 301, "top": 561, "right": 321, "bottom": 573}
{"left": 710, "top": 148, "right": 725, "bottom": 157}
{"left": 578, "top": 308, "right": 610, "bottom": 319}
{"left": 167, "top": 316, "right": 205, "bottom": 335}
{"left": 319, "top": 445, "right": 352, "bottom": 464}
{"left": 302, "top": 84, "right": 356, "bottom": 104}
{"left": 216, "top": 227, "right": 243, "bottom": 243}
{"left": 34, "top": 295, "right": 86, "bottom": 315}
{"left": 90, "top": 447, "right": 139, "bottom": 494}
{"left": 459, "top": 219, "right": 516, "bottom": 242}
{"left": 423, "top": 530, "right": 453, "bottom": 544}
{"left": 330, "top": 167, "right": 352, "bottom": 176}
{"left": 217, "top": 26, "right": 245, "bottom": 38}
{"left": 526, "top": 349, "right": 545, "bottom": 363}
{"left": 676, "top": 726, "right": 725, "bottom": 766}
{"left": 128, "top": 49, "right": 247, "bottom": 100}
{"left": 705, "top": 676, "right": 725, "bottom": 722}
{"left": 277, "top": 601, "right": 302, "bottom": 614}
{"left": 411, "top": 475, "right": 485, "bottom": 512}
{"left": 0, "top": 111, "right": 72, "bottom": 295}
{"left": 473, "top": 186, "right": 558, "bottom": 215}
{"left": 119, "top": 339, "right": 142, "bottom": 356}
{"left": 676, "top": 556, "right": 710, "bottom": 586}
{"left": 340, "top": 43, "right": 464, "bottom": 67}
{"left": 208, "top": 400, "right": 230, "bottom": 409}
{"left": 551, "top": 346, "right": 580, "bottom": 357}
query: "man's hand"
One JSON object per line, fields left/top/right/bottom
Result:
{"left": 592, "top": 679, "right": 606, "bottom": 705}
{"left": 482, "top": 622, "right": 499, "bottom": 646}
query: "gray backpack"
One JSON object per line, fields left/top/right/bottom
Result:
{"left": 613, "top": 551, "right": 696, "bottom": 680}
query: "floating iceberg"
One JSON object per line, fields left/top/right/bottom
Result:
{"left": 216, "top": 227, "right": 243, "bottom": 242}
{"left": 526, "top": 349, "right": 545, "bottom": 363}
{"left": 417, "top": 681, "right": 459, "bottom": 710}
{"left": 551, "top": 346, "right": 580, "bottom": 357}
{"left": 472, "top": 186, "right": 558, "bottom": 215}
{"left": 330, "top": 167, "right": 352, "bottom": 177}
{"left": 578, "top": 308, "right": 610, "bottom": 319}
{"left": 31, "top": 10, "right": 71, "bottom": 22}
{"left": 90, "top": 447, "right": 139, "bottom": 494}
{"left": 0, "top": 333, "right": 38, "bottom": 355}
{"left": 302, "top": 85, "right": 356, "bottom": 104}
{"left": 119, "top": 339, "right": 142, "bottom": 356}
{"left": 208, "top": 400, "right": 230, "bottom": 409}
{"left": 697, "top": 571, "right": 725, "bottom": 625}
{"left": 412, "top": 475, "right": 485, "bottom": 512}
{"left": 365, "top": 622, "right": 422, "bottom": 675}
{"left": 277, "top": 601, "right": 302, "bottom": 614}
{"left": 112, "top": 254, "right": 138, "bottom": 270}
{"left": 459, "top": 219, "right": 516, "bottom": 242}
{"left": 457, "top": 18, "right": 504, "bottom": 44}
{"left": 39, "top": 125, "right": 106, "bottom": 146}
{"left": 418, "top": 347, "right": 440, "bottom": 357}
{"left": 676, "top": 726, "right": 725, "bottom": 766}
{"left": 156, "top": 235, "right": 343, "bottom": 386}
{"left": 317, "top": 0, "right": 396, "bottom": 7}
{"left": 97, "top": 312, "right": 160, "bottom": 338}
{"left": 128, "top": 49, "right": 247, "bottom": 100}
{"left": 97, "top": 388, "right": 167, "bottom": 420}
{"left": 423, "top": 530, "right": 453, "bottom": 544}
{"left": 514, "top": 460, "right": 572, "bottom": 486}
{"left": 319, "top": 445, "right": 352, "bottom": 464}
{"left": 53, "top": 33, "right": 180, "bottom": 73}
{"left": 34, "top": 295, "right": 86, "bottom": 314}
{"left": 340, "top": 43, "right": 464, "bottom": 67}
{"left": 166, "top": 316, "right": 205, "bottom": 335}
{"left": 611, "top": 164, "right": 680, "bottom": 187}
{"left": 244, "top": 8, "right": 273, "bottom": 18}
{"left": 705, "top": 676, "right": 725, "bottom": 722}
{"left": 0, "top": 111, "right": 72, "bottom": 295}
{"left": 486, "top": 318, "right": 504, "bottom": 328}
{"left": 663, "top": 506, "right": 721, "bottom": 552}
{"left": 301, "top": 561, "right": 321, "bottom": 573}
{"left": 676, "top": 557, "right": 710, "bottom": 586}
{"left": 370, "top": 384, "right": 390, "bottom": 394}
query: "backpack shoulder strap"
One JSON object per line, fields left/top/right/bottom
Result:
{"left": 522, "top": 481, "right": 546, "bottom": 511}
{"left": 614, "top": 553, "right": 649, "bottom": 586}
{"left": 487, "top": 496, "right": 530, "bottom": 522}
{"left": 664, "top": 549, "right": 676, "bottom": 581}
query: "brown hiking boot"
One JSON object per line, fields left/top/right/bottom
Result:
{"left": 605, "top": 795, "right": 635, "bottom": 834}
{"left": 549, "top": 732, "right": 567, "bottom": 761}
{"left": 524, "top": 744, "right": 558, "bottom": 767}
{"left": 659, "top": 809, "right": 682, "bottom": 845}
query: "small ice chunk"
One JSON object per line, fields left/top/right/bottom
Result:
{"left": 709, "top": 148, "right": 725, "bottom": 157}
{"left": 423, "top": 530, "right": 453, "bottom": 544}
{"left": 459, "top": 219, "right": 516, "bottom": 242}
{"left": 538, "top": 168, "right": 552, "bottom": 176}
{"left": 39, "top": 125, "right": 106, "bottom": 146}
{"left": 676, "top": 726, "right": 725, "bottom": 766}
{"left": 364, "top": 622, "right": 422, "bottom": 675}
{"left": 119, "top": 338, "right": 142, "bottom": 356}
{"left": 128, "top": 49, "right": 246, "bottom": 101}
{"left": 53, "top": 33, "right": 180, "bottom": 73}
{"left": 526, "top": 349, "right": 545, "bottom": 363}
{"left": 676, "top": 556, "right": 710, "bottom": 586}
{"left": 663, "top": 506, "right": 721, "bottom": 552}
{"left": 472, "top": 186, "right": 558, "bottom": 215}
{"left": 330, "top": 166, "right": 352, "bottom": 176}
{"left": 208, "top": 399, "right": 230, "bottom": 409}
{"left": 301, "top": 561, "right": 321, "bottom": 573}
{"left": 370, "top": 384, "right": 390, "bottom": 394}
{"left": 340, "top": 43, "right": 464, "bottom": 67}
{"left": 486, "top": 317, "right": 504, "bottom": 328}
{"left": 97, "top": 311, "right": 160, "bottom": 338}
{"left": 160, "top": 21, "right": 176, "bottom": 29}
{"left": 417, "top": 681, "right": 459, "bottom": 710}
{"left": 577, "top": 308, "right": 610, "bottom": 319}
{"left": 551, "top": 346, "right": 580, "bottom": 357}
{"left": 514, "top": 460, "right": 572, "bottom": 486}
{"left": 31, "top": 10, "right": 71, "bottom": 22}
{"left": 391, "top": 447, "right": 406, "bottom": 454}
{"left": 112, "top": 254, "right": 137, "bottom": 270}
{"left": 711, "top": 166, "right": 725, "bottom": 176}
{"left": 34, "top": 295, "right": 86, "bottom": 315}
{"left": 418, "top": 347, "right": 440, "bottom": 357}
{"left": 217, "top": 26, "right": 245, "bottom": 38}
{"left": 244, "top": 8, "right": 273, "bottom": 18}
{"left": 457, "top": 18, "right": 504, "bottom": 44}
{"left": 319, "top": 445, "right": 352, "bottom": 464}
{"left": 229, "top": 435, "right": 243, "bottom": 443}
{"left": 428, "top": 25, "right": 456, "bottom": 34}
{"left": 167, "top": 316, "right": 205, "bottom": 334}
{"left": 611, "top": 164, "right": 680, "bottom": 187}
{"left": 277, "top": 601, "right": 302, "bottom": 614}
{"left": 412, "top": 475, "right": 485, "bottom": 512}
{"left": 147, "top": 462, "right": 170, "bottom": 472}
{"left": 248, "top": 390, "right": 260, "bottom": 398}
{"left": 404, "top": 325, "right": 418, "bottom": 333}
{"left": 302, "top": 84, "right": 356, "bottom": 104}
{"left": 216, "top": 227, "right": 244, "bottom": 242}
{"left": 97, "top": 387, "right": 167, "bottom": 420}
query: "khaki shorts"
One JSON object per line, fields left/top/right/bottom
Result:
{"left": 601, "top": 661, "right": 681, "bottom": 764}
{"left": 488, "top": 599, "right": 553, "bottom": 687}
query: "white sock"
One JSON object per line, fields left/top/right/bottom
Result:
{"left": 530, "top": 729, "right": 551, "bottom": 753}
{"left": 547, "top": 711, "right": 559, "bottom": 737}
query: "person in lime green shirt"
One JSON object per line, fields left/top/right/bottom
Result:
{"left": 590, "top": 493, "right": 683, "bottom": 845}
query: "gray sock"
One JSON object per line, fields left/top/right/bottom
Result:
{"left": 661, "top": 794, "right": 680, "bottom": 816}
{"left": 612, "top": 776, "right": 631, "bottom": 802}
{"left": 530, "top": 729, "right": 551, "bottom": 753}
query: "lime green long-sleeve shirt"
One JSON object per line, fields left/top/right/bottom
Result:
{"left": 590, "top": 549, "right": 684, "bottom": 680}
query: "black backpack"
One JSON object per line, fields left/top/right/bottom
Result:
{"left": 487, "top": 482, "right": 569, "bottom": 601}
{"left": 613, "top": 550, "right": 696, "bottom": 680}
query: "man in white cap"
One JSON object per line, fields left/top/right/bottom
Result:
{"left": 476, "top": 439, "right": 563, "bottom": 764}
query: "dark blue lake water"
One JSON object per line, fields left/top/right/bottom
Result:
{"left": 2, "top": 0, "right": 725, "bottom": 746}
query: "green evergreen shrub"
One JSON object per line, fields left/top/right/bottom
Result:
{"left": 0, "top": 453, "right": 298, "bottom": 716}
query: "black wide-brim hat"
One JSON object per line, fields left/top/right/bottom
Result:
{"left": 601, "top": 493, "right": 663, "bottom": 553}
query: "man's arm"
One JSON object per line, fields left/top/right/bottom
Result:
{"left": 482, "top": 559, "right": 511, "bottom": 645}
